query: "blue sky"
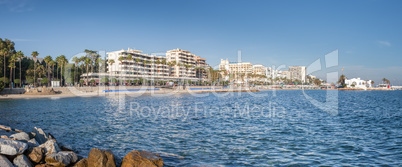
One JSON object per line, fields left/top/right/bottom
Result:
{"left": 1, "top": 0, "right": 402, "bottom": 84}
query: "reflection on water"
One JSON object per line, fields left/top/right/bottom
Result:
{"left": 1, "top": 90, "right": 401, "bottom": 166}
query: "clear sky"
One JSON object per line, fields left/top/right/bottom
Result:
{"left": 1, "top": 0, "right": 402, "bottom": 85}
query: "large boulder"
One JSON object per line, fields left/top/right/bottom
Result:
{"left": 73, "top": 158, "right": 88, "bottom": 167}
{"left": 32, "top": 127, "right": 49, "bottom": 145}
{"left": 10, "top": 132, "right": 30, "bottom": 142}
{"left": 121, "top": 151, "right": 163, "bottom": 167}
{"left": 0, "top": 138, "right": 28, "bottom": 155}
{"left": 34, "top": 164, "right": 53, "bottom": 167}
{"left": 45, "top": 151, "right": 78, "bottom": 167}
{"left": 13, "top": 154, "right": 33, "bottom": 167}
{"left": 39, "top": 139, "right": 60, "bottom": 155}
{"left": 27, "top": 147, "right": 45, "bottom": 163}
{"left": 27, "top": 138, "right": 40, "bottom": 148}
{"left": 87, "top": 148, "right": 116, "bottom": 167}
{"left": 0, "top": 154, "right": 14, "bottom": 167}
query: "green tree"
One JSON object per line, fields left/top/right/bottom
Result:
{"left": 56, "top": 55, "right": 67, "bottom": 87}
{"left": 44, "top": 55, "right": 53, "bottom": 86}
{"left": 16, "top": 51, "right": 24, "bottom": 87}
{"left": 111, "top": 78, "right": 118, "bottom": 84}
{"left": 314, "top": 79, "right": 322, "bottom": 86}
{"left": 31, "top": 51, "right": 39, "bottom": 87}
{"left": 90, "top": 79, "right": 95, "bottom": 86}
{"left": 8, "top": 54, "right": 17, "bottom": 88}
{"left": 0, "top": 77, "right": 9, "bottom": 84}
{"left": 41, "top": 77, "right": 49, "bottom": 84}
{"left": 72, "top": 56, "right": 80, "bottom": 86}
{"left": 100, "top": 77, "right": 109, "bottom": 84}
{"left": 108, "top": 59, "right": 115, "bottom": 79}
{"left": 0, "top": 39, "right": 15, "bottom": 87}
{"left": 0, "top": 81, "right": 4, "bottom": 93}
{"left": 84, "top": 57, "right": 91, "bottom": 86}
{"left": 14, "top": 79, "right": 21, "bottom": 85}
{"left": 27, "top": 77, "right": 34, "bottom": 84}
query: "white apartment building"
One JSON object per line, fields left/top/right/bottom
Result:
{"left": 219, "top": 59, "right": 253, "bottom": 74}
{"left": 289, "top": 66, "right": 307, "bottom": 82}
{"left": 252, "top": 64, "right": 268, "bottom": 76}
{"left": 107, "top": 48, "right": 170, "bottom": 79}
{"left": 195, "top": 56, "right": 209, "bottom": 80}
{"left": 166, "top": 48, "right": 196, "bottom": 78}
{"left": 80, "top": 48, "right": 210, "bottom": 84}
{"left": 219, "top": 59, "right": 271, "bottom": 83}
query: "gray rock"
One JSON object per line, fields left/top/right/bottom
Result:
{"left": 28, "top": 132, "right": 36, "bottom": 139}
{"left": 10, "top": 132, "right": 30, "bottom": 142}
{"left": 0, "top": 125, "right": 12, "bottom": 131}
{"left": 39, "top": 139, "right": 60, "bottom": 155}
{"left": 32, "top": 127, "right": 49, "bottom": 145}
{"left": 0, "top": 138, "right": 28, "bottom": 155}
{"left": 45, "top": 151, "right": 78, "bottom": 166}
{"left": 0, "top": 155, "right": 14, "bottom": 167}
{"left": 27, "top": 138, "right": 39, "bottom": 148}
{"left": 0, "top": 129, "right": 17, "bottom": 137}
{"left": 13, "top": 154, "right": 33, "bottom": 167}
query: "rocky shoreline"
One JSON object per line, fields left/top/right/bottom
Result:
{"left": 0, "top": 125, "right": 163, "bottom": 167}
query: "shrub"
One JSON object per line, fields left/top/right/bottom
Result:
{"left": 0, "top": 81, "right": 4, "bottom": 93}
{"left": 41, "top": 78, "right": 49, "bottom": 84}
{"left": 14, "top": 79, "right": 21, "bottom": 84}
{"left": 0, "top": 77, "right": 10, "bottom": 84}
{"left": 100, "top": 77, "right": 109, "bottom": 83}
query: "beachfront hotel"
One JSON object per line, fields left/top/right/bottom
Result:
{"left": 219, "top": 59, "right": 271, "bottom": 83}
{"left": 288, "top": 66, "right": 307, "bottom": 82}
{"left": 80, "top": 48, "right": 210, "bottom": 84}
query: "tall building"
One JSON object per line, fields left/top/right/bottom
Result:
{"left": 195, "top": 56, "right": 209, "bottom": 80}
{"left": 288, "top": 66, "right": 307, "bottom": 82}
{"left": 219, "top": 59, "right": 253, "bottom": 74}
{"left": 252, "top": 64, "right": 267, "bottom": 76}
{"left": 166, "top": 48, "right": 196, "bottom": 78}
{"left": 219, "top": 59, "right": 270, "bottom": 83}
{"left": 80, "top": 48, "right": 210, "bottom": 83}
{"left": 107, "top": 48, "right": 170, "bottom": 79}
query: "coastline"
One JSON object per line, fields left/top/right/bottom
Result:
{"left": 0, "top": 86, "right": 396, "bottom": 100}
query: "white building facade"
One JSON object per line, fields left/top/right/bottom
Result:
{"left": 345, "top": 77, "right": 373, "bottom": 89}
{"left": 289, "top": 66, "right": 307, "bottom": 83}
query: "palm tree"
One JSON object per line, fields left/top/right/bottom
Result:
{"left": 31, "top": 51, "right": 39, "bottom": 87}
{"left": 72, "top": 56, "right": 80, "bottom": 86}
{"left": 1, "top": 39, "right": 14, "bottom": 86}
{"left": 16, "top": 51, "right": 24, "bottom": 87}
{"left": 126, "top": 54, "right": 133, "bottom": 74}
{"left": 108, "top": 59, "right": 115, "bottom": 85}
{"left": 84, "top": 49, "right": 97, "bottom": 73}
{"left": 84, "top": 57, "right": 91, "bottom": 86}
{"left": 56, "top": 55, "right": 67, "bottom": 86}
{"left": 8, "top": 54, "right": 17, "bottom": 88}
{"left": 142, "top": 60, "right": 147, "bottom": 79}
{"left": 135, "top": 58, "right": 140, "bottom": 76}
{"left": 44, "top": 55, "right": 53, "bottom": 86}
{"left": 371, "top": 80, "right": 374, "bottom": 87}
{"left": 49, "top": 60, "right": 56, "bottom": 83}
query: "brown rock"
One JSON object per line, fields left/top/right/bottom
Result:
{"left": 121, "top": 151, "right": 163, "bottom": 167}
{"left": 73, "top": 158, "right": 88, "bottom": 167}
{"left": 28, "top": 147, "right": 45, "bottom": 163}
{"left": 35, "top": 164, "right": 53, "bottom": 167}
{"left": 87, "top": 148, "right": 116, "bottom": 167}
{"left": 1, "top": 135, "right": 11, "bottom": 139}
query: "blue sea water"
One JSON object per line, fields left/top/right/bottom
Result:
{"left": 1, "top": 90, "right": 401, "bottom": 166}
